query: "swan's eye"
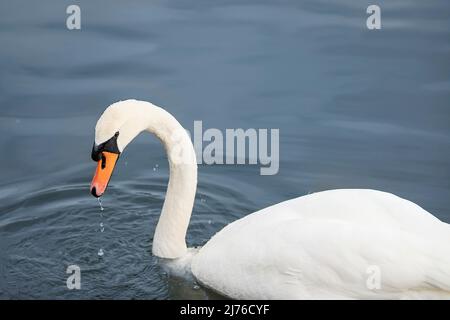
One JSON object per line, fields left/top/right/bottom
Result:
{"left": 101, "top": 154, "right": 106, "bottom": 169}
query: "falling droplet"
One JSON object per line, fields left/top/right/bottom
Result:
{"left": 208, "top": 220, "right": 212, "bottom": 225}
{"left": 193, "top": 284, "right": 200, "bottom": 290}
{"left": 201, "top": 198, "right": 206, "bottom": 203}
{"left": 97, "top": 198, "right": 105, "bottom": 257}
{"left": 98, "top": 197, "right": 104, "bottom": 211}
{"left": 155, "top": 164, "right": 159, "bottom": 168}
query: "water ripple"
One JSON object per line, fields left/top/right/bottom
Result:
{"left": 0, "top": 166, "right": 254, "bottom": 299}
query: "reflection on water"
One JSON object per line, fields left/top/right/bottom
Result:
{"left": 0, "top": 0, "right": 449, "bottom": 298}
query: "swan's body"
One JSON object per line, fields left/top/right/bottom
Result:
{"left": 193, "top": 189, "right": 450, "bottom": 299}
{"left": 91, "top": 99, "right": 450, "bottom": 299}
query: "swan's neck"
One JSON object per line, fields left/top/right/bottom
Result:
{"left": 150, "top": 109, "right": 197, "bottom": 259}
{"left": 153, "top": 148, "right": 197, "bottom": 259}
{"left": 121, "top": 102, "right": 197, "bottom": 259}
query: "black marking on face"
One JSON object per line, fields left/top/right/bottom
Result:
{"left": 91, "top": 131, "right": 120, "bottom": 161}
{"left": 101, "top": 154, "right": 106, "bottom": 169}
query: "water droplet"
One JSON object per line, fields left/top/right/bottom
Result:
{"left": 155, "top": 164, "right": 159, "bottom": 168}
{"left": 97, "top": 197, "right": 104, "bottom": 211}
{"left": 153, "top": 167, "right": 156, "bottom": 171}
{"left": 193, "top": 284, "right": 200, "bottom": 290}
{"left": 200, "top": 198, "right": 206, "bottom": 203}
{"left": 208, "top": 220, "right": 212, "bottom": 224}
{"left": 97, "top": 199, "right": 105, "bottom": 257}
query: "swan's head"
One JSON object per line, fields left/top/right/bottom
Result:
{"left": 90, "top": 99, "right": 196, "bottom": 198}
{"left": 90, "top": 100, "right": 140, "bottom": 198}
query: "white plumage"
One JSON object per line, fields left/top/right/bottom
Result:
{"left": 192, "top": 189, "right": 450, "bottom": 299}
{"left": 93, "top": 100, "right": 450, "bottom": 299}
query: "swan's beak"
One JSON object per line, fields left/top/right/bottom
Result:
{"left": 90, "top": 151, "right": 119, "bottom": 197}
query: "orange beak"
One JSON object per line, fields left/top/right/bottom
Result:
{"left": 90, "top": 151, "right": 119, "bottom": 197}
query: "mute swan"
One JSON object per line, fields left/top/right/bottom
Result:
{"left": 90, "top": 99, "right": 450, "bottom": 299}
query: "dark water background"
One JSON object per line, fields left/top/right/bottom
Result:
{"left": 0, "top": 0, "right": 449, "bottom": 299}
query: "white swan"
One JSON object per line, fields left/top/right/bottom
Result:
{"left": 90, "top": 99, "right": 450, "bottom": 299}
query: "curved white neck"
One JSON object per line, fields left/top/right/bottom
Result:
{"left": 111, "top": 101, "right": 197, "bottom": 259}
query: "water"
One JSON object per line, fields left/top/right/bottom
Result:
{"left": 98, "top": 198, "right": 104, "bottom": 257}
{"left": 0, "top": 1, "right": 449, "bottom": 299}
{"left": 98, "top": 198, "right": 104, "bottom": 212}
